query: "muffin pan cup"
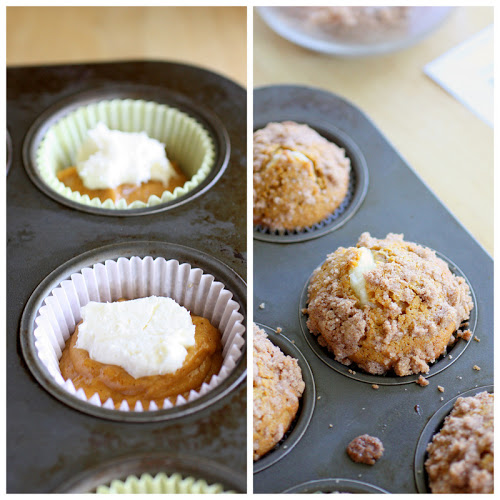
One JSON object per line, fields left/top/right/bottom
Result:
{"left": 282, "top": 478, "right": 389, "bottom": 494}
{"left": 20, "top": 241, "right": 246, "bottom": 422}
{"left": 23, "top": 84, "right": 230, "bottom": 216}
{"left": 253, "top": 119, "right": 368, "bottom": 243}
{"left": 7, "top": 61, "right": 246, "bottom": 493}
{"left": 299, "top": 250, "right": 478, "bottom": 386}
{"left": 56, "top": 452, "right": 246, "bottom": 493}
{"left": 413, "top": 384, "right": 494, "bottom": 493}
{"left": 253, "top": 85, "right": 493, "bottom": 494}
{"left": 253, "top": 323, "right": 316, "bottom": 474}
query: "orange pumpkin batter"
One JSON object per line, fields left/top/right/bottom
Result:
{"left": 57, "top": 162, "right": 187, "bottom": 204}
{"left": 59, "top": 314, "right": 223, "bottom": 409}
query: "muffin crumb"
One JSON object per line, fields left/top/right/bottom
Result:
{"left": 346, "top": 434, "right": 384, "bottom": 465}
{"left": 259, "top": 302, "right": 266, "bottom": 309}
{"left": 417, "top": 375, "right": 429, "bottom": 387}
{"left": 474, "top": 337, "right": 480, "bottom": 342}
{"left": 372, "top": 384, "right": 379, "bottom": 390}
{"left": 276, "top": 327, "right": 282, "bottom": 334}
{"left": 473, "top": 365, "right": 481, "bottom": 371}
{"left": 457, "top": 329, "right": 472, "bottom": 341}
{"left": 437, "top": 386, "right": 445, "bottom": 393}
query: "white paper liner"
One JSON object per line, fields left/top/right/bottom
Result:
{"left": 33, "top": 256, "right": 245, "bottom": 412}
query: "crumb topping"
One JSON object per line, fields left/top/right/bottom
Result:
{"left": 306, "top": 233, "right": 473, "bottom": 376}
{"left": 346, "top": 434, "right": 384, "bottom": 465}
{"left": 253, "top": 121, "right": 350, "bottom": 231}
{"left": 253, "top": 324, "right": 305, "bottom": 461}
{"left": 425, "top": 391, "right": 493, "bottom": 493}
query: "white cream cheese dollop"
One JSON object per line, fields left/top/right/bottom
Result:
{"left": 349, "top": 247, "right": 377, "bottom": 306}
{"left": 267, "top": 148, "right": 313, "bottom": 170}
{"left": 76, "top": 123, "right": 176, "bottom": 189}
{"left": 75, "top": 296, "right": 196, "bottom": 379}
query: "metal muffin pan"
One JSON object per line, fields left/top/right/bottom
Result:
{"left": 413, "top": 384, "right": 493, "bottom": 493}
{"left": 56, "top": 452, "right": 246, "bottom": 493}
{"left": 282, "top": 478, "right": 389, "bottom": 494}
{"left": 20, "top": 241, "right": 246, "bottom": 423}
{"left": 299, "top": 250, "right": 477, "bottom": 386}
{"left": 7, "top": 128, "right": 13, "bottom": 174}
{"left": 253, "top": 119, "right": 368, "bottom": 243}
{"left": 7, "top": 61, "right": 247, "bottom": 493}
{"left": 253, "top": 323, "right": 316, "bottom": 474}
{"left": 253, "top": 85, "right": 493, "bottom": 494}
{"left": 22, "top": 83, "right": 230, "bottom": 216}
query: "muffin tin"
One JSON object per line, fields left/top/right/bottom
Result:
{"left": 253, "top": 85, "right": 493, "bottom": 494}
{"left": 7, "top": 61, "right": 246, "bottom": 492}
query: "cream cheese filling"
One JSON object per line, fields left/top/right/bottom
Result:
{"left": 349, "top": 247, "right": 377, "bottom": 306}
{"left": 75, "top": 296, "right": 196, "bottom": 378}
{"left": 76, "top": 123, "right": 176, "bottom": 189}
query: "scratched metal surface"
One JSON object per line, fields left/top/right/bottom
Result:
{"left": 253, "top": 85, "right": 493, "bottom": 494}
{"left": 7, "top": 62, "right": 247, "bottom": 493}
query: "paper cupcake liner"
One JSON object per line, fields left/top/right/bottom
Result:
{"left": 36, "top": 99, "right": 215, "bottom": 209}
{"left": 33, "top": 256, "right": 245, "bottom": 412}
{"left": 254, "top": 169, "right": 355, "bottom": 236}
{"left": 95, "top": 472, "right": 232, "bottom": 494}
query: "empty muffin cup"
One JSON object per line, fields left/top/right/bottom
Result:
{"left": 21, "top": 242, "right": 246, "bottom": 421}
{"left": 283, "top": 478, "right": 389, "bottom": 493}
{"left": 34, "top": 97, "right": 216, "bottom": 210}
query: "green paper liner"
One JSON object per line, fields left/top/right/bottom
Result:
{"left": 95, "top": 472, "right": 232, "bottom": 494}
{"left": 36, "top": 99, "right": 216, "bottom": 209}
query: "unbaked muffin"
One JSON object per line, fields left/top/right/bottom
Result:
{"left": 253, "top": 121, "right": 350, "bottom": 231}
{"left": 425, "top": 391, "right": 493, "bottom": 493}
{"left": 253, "top": 325, "right": 305, "bottom": 460}
{"left": 306, "top": 233, "right": 473, "bottom": 376}
{"left": 59, "top": 297, "right": 223, "bottom": 409}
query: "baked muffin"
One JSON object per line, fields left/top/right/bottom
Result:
{"left": 253, "top": 325, "right": 305, "bottom": 460}
{"left": 253, "top": 121, "right": 350, "bottom": 231}
{"left": 306, "top": 233, "right": 473, "bottom": 376}
{"left": 425, "top": 391, "right": 493, "bottom": 493}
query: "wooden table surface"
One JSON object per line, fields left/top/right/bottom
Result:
{"left": 254, "top": 6, "right": 493, "bottom": 255}
{"left": 6, "top": 6, "right": 247, "bottom": 87}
